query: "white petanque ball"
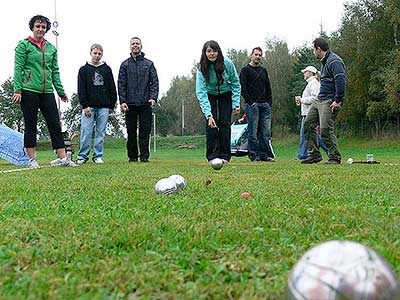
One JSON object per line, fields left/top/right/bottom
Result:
{"left": 347, "top": 158, "right": 354, "bottom": 164}
{"left": 154, "top": 178, "right": 178, "bottom": 195}
{"left": 287, "top": 240, "right": 400, "bottom": 300}
{"left": 168, "top": 174, "right": 186, "bottom": 190}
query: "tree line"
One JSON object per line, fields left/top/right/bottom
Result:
{"left": 1, "top": 0, "right": 399, "bottom": 138}
{"left": 155, "top": 0, "right": 400, "bottom": 138}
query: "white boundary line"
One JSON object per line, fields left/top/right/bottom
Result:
{"left": 0, "top": 165, "right": 53, "bottom": 174}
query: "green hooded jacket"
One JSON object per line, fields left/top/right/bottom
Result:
{"left": 13, "top": 37, "right": 65, "bottom": 96}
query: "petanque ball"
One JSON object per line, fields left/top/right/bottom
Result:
{"left": 287, "top": 240, "right": 400, "bottom": 300}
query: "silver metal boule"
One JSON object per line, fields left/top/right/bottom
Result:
{"left": 287, "top": 240, "right": 400, "bottom": 300}
{"left": 154, "top": 178, "right": 178, "bottom": 195}
{"left": 168, "top": 174, "right": 186, "bottom": 190}
{"left": 210, "top": 158, "right": 223, "bottom": 170}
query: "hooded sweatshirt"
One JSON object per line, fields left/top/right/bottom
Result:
{"left": 77, "top": 62, "right": 117, "bottom": 109}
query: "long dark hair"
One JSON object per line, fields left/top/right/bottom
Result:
{"left": 199, "top": 40, "right": 225, "bottom": 84}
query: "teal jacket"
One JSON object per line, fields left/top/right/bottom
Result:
{"left": 14, "top": 37, "right": 65, "bottom": 96}
{"left": 196, "top": 57, "right": 241, "bottom": 119}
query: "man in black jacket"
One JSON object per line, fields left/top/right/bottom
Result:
{"left": 240, "top": 47, "right": 274, "bottom": 162}
{"left": 118, "top": 37, "right": 159, "bottom": 162}
{"left": 77, "top": 44, "right": 117, "bottom": 164}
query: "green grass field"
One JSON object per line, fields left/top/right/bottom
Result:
{"left": 0, "top": 136, "right": 399, "bottom": 299}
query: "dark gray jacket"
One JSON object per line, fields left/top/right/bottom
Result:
{"left": 118, "top": 52, "right": 159, "bottom": 106}
{"left": 319, "top": 50, "right": 346, "bottom": 104}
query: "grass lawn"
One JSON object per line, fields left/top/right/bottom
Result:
{"left": 0, "top": 136, "right": 399, "bottom": 299}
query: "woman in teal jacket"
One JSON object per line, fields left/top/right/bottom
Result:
{"left": 13, "top": 15, "right": 75, "bottom": 167}
{"left": 196, "top": 40, "right": 241, "bottom": 164}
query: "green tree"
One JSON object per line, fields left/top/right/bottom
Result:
{"left": 63, "top": 93, "right": 124, "bottom": 137}
{"left": 155, "top": 75, "right": 203, "bottom": 136}
{"left": 0, "top": 78, "right": 48, "bottom": 138}
{"left": 264, "top": 37, "right": 296, "bottom": 135}
{"left": 0, "top": 78, "right": 24, "bottom": 131}
{"left": 63, "top": 93, "right": 81, "bottom": 133}
{"left": 336, "top": 0, "right": 400, "bottom": 136}
{"left": 226, "top": 48, "right": 250, "bottom": 77}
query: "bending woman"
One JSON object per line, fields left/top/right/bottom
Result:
{"left": 196, "top": 40, "right": 241, "bottom": 164}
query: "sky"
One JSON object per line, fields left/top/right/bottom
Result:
{"left": 1, "top": 0, "right": 348, "bottom": 107}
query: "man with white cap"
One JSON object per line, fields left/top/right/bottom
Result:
{"left": 296, "top": 65, "right": 327, "bottom": 160}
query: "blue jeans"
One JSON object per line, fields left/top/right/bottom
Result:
{"left": 298, "top": 116, "right": 329, "bottom": 159}
{"left": 245, "top": 102, "right": 272, "bottom": 161}
{"left": 297, "top": 116, "right": 308, "bottom": 159}
{"left": 77, "top": 107, "right": 109, "bottom": 161}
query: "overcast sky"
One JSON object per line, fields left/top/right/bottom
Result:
{"left": 2, "top": 0, "right": 348, "bottom": 104}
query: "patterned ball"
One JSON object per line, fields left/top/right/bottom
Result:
{"left": 287, "top": 240, "right": 400, "bottom": 300}
{"left": 168, "top": 174, "right": 186, "bottom": 190}
{"left": 154, "top": 178, "right": 178, "bottom": 195}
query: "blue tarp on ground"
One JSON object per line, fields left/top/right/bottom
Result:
{"left": 0, "top": 124, "right": 29, "bottom": 166}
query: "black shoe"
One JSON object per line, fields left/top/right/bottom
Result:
{"left": 325, "top": 158, "right": 341, "bottom": 164}
{"left": 249, "top": 156, "right": 261, "bottom": 162}
{"left": 301, "top": 156, "right": 322, "bottom": 164}
{"left": 261, "top": 157, "right": 275, "bottom": 162}
{"left": 129, "top": 158, "right": 138, "bottom": 162}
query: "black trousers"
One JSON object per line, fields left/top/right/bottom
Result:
{"left": 20, "top": 90, "right": 65, "bottom": 149}
{"left": 206, "top": 92, "right": 232, "bottom": 161}
{"left": 125, "top": 105, "right": 152, "bottom": 161}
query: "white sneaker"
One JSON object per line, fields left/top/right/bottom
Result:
{"left": 60, "top": 158, "right": 77, "bottom": 167}
{"left": 50, "top": 158, "right": 61, "bottom": 166}
{"left": 29, "top": 158, "right": 40, "bottom": 168}
{"left": 76, "top": 159, "right": 87, "bottom": 165}
{"left": 93, "top": 157, "right": 104, "bottom": 164}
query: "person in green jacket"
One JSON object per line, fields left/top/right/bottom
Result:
{"left": 12, "top": 15, "right": 75, "bottom": 168}
{"left": 196, "top": 40, "right": 241, "bottom": 165}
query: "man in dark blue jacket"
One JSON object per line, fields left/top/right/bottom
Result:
{"left": 118, "top": 37, "right": 159, "bottom": 162}
{"left": 302, "top": 37, "right": 346, "bottom": 164}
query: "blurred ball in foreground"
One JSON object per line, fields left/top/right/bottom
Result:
{"left": 154, "top": 178, "right": 178, "bottom": 195}
{"left": 287, "top": 240, "right": 400, "bottom": 300}
{"left": 168, "top": 174, "right": 186, "bottom": 190}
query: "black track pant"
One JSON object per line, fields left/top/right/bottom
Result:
{"left": 20, "top": 90, "right": 65, "bottom": 149}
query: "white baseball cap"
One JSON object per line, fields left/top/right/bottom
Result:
{"left": 301, "top": 66, "right": 318, "bottom": 74}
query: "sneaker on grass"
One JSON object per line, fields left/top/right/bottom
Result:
{"left": 29, "top": 158, "right": 40, "bottom": 168}
{"left": 50, "top": 158, "right": 61, "bottom": 166}
{"left": 60, "top": 158, "right": 77, "bottom": 167}
{"left": 76, "top": 159, "right": 87, "bottom": 165}
{"left": 93, "top": 157, "right": 104, "bottom": 164}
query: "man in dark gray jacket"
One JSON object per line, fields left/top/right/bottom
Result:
{"left": 118, "top": 37, "right": 159, "bottom": 162}
{"left": 302, "top": 37, "right": 346, "bottom": 165}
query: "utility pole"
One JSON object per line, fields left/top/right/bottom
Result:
{"left": 181, "top": 97, "right": 185, "bottom": 136}
{"left": 52, "top": 0, "right": 61, "bottom": 116}
{"left": 153, "top": 113, "right": 157, "bottom": 154}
